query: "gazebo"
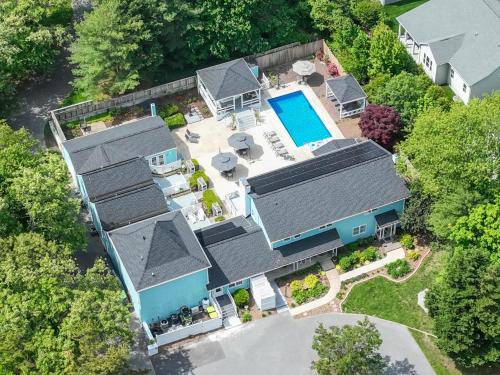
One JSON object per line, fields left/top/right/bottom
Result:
{"left": 197, "top": 58, "right": 262, "bottom": 120}
{"left": 325, "top": 74, "right": 367, "bottom": 119}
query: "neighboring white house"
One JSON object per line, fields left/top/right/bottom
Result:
{"left": 396, "top": 0, "right": 500, "bottom": 103}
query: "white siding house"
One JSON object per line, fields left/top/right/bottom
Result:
{"left": 396, "top": 0, "right": 500, "bottom": 103}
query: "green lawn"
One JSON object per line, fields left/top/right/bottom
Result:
{"left": 343, "top": 250, "right": 445, "bottom": 331}
{"left": 411, "top": 331, "right": 461, "bottom": 375}
{"left": 61, "top": 89, "right": 90, "bottom": 107}
{"left": 384, "top": 0, "right": 430, "bottom": 32}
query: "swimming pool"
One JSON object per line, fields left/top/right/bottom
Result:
{"left": 268, "top": 91, "right": 332, "bottom": 147}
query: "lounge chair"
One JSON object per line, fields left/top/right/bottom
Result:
{"left": 272, "top": 142, "right": 285, "bottom": 150}
{"left": 186, "top": 129, "right": 200, "bottom": 138}
{"left": 267, "top": 135, "right": 280, "bottom": 143}
{"left": 264, "top": 130, "right": 277, "bottom": 138}
{"left": 185, "top": 132, "right": 199, "bottom": 143}
{"left": 275, "top": 148, "right": 288, "bottom": 156}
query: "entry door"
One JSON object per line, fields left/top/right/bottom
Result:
{"left": 234, "top": 95, "right": 242, "bottom": 109}
{"left": 213, "top": 287, "right": 224, "bottom": 297}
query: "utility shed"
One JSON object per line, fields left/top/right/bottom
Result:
{"left": 250, "top": 274, "right": 276, "bottom": 311}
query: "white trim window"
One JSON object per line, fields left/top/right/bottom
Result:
{"left": 228, "top": 280, "right": 243, "bottom": 288}
{"left": 462, "top": 83, "right": 467, "bottom": 92}
{"left": 158, "top": 154, "right": 165, "bottom": 165}
{"left": 352, "top": 224, "right": 367, "bottom": 236}
{"left": 450, "top": 68, "right": 454, "bottom": 78}
{"left": 151, "top": 156, "right": 158, "bottom": 166}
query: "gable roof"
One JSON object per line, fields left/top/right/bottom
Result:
{"left": 94, "top": 184, "right": 168, "bottom": 231}
{"left": 82, "top": 158, "right": 153, "bottom": 202}
{"left": 197, "top": 58, "right": 261, "bottom": 100}
{"left": 197, "top": 217, "right": 343, "bottom": 289}
{"left": 325, "top": 74, "right": 367, "bottom": 103}
{"left": 246, "top": 141, "right": 409, "bottom": 242}
{"left": 312, "top": 138, "right": 360, "bottom": 157}
{"left": 63, "top": 116, "right": 176, "bottom": 174}
{"left": 109, "top": 211, "right": 211, "bottom": 291}
{"left": 397, "top": 0, "right": 500, "bottom": 85}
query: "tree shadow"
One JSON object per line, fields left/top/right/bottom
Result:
{"left": 151, "top": 346, "right": 195, "bottom": 375}
{"left": 384, "top": 357, "right": 418, "bottom": 375}
{"left": 248, "top": 144, "right": 264, "bottom": 160}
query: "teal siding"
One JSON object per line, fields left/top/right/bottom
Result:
{"left": 268, "top": 199, "right": 406, "bottom": 248}
{"left": 224, "top": 278, "right": 251, "bottom": 294}
{"left": 147, "top": 148, "right": 179, "bottom": 166}
{"left": 249, "top": 198, "right": 272, "bottom": 245}
{"left": 139, "top": 269, "right": 209, "bottom": 323}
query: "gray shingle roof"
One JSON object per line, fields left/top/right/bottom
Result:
{"left": 94, "top": 184, "right": 168, "bottom": 231}
{"left": 375, "top": 210, "right": 400, "bottom": 227}
{"left": 325, "top": 74, "right": 367, "bottom": 104}
{"left": 82, "top": 158, "right": 153, "bottom": 202}
{"left": 197, "top": 217, "right": 343, "bottom": 290}
{"left": 63, "top": 116, "right": 176, "bottom": 174}
{"left": 312, "top": 139, "right": 360, "bottom": 157}
{"left": 397, "top": 0, "right": 500, "bottom": 85}
{"left": 109, "top": 211, "right": 211, "bottom": 291}
{"left": 197, "top": 58, "right": 261, "bottom": 100}
{"left": 247, "top": 141, "right": 409, "bottom": 243}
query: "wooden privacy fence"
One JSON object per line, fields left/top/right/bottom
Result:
{"left": 50, "top": 39, "right": 325, "bottom": 132}
{"left": 52, "top": 75, "right": 197, "bottom": 124}
{"left": 245, "top": 40, "right": 323, "bottom": 69}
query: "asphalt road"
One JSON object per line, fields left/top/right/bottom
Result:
{"left": 151, "top": 312, "right": 435, "bottom": 375}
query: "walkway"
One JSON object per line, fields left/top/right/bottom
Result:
{"left": 289, "top": 247, "right": 405, "bottom": 316}
{"left": 150, "top": 312, "right": 434, "bottom": 375}
{"left": 289, "top": 269, "right": 340, "bottom": 316}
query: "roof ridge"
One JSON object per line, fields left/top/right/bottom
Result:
{"left": 94, "top": 182, "right": 157, "bottom": 203}
{"left": 81, "top": 156, "right": 143, "bottom": 176}
{"left": 70, "top": 119, "right": 163, "bottom": 153}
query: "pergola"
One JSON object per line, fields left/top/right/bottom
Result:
{"left": 325, "top": 74, "right": 367, "bottom": 119}
{"left": 197, "top": 58, "right": 262, "bottom": 120}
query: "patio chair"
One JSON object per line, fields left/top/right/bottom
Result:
{"left": 284, "top": 153, "right": 295, "bottom": 161}
{"left": 185, "top": 132, "right": 199, "bottom": 143}
{"left": 275, "top": 148, "right": 288, "bottom": 157}
{"left": 267, "top": 135, "right": 280, "bottom": 143}
{"left": 272, "top": 142, "right": 285, "bottom": 150}
{"left": 264, "top": 130, "right": 277, "bottom": 138}
{"left": 186, "top": 128, "right": 200, "bottom": 138}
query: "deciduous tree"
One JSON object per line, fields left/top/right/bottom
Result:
{"left": 358, "top": 104, "right": 400, "bottom": 148}
{"left": 368, "top": 23, "right": 415, "bottom": 78}
{"left": 311, "top": 317, "right": 386, "bottom": 375}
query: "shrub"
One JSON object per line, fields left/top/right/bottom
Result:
{"left": 353, "top": 250, "right": 363, "bottom": 264}
{"left": 339, "top": 255, "right": 357, "bottom": 271}
{"left": 358, "top": 104, "right": 401, "bottom": 148}
{"left": 290, "top": 280, "right": 303, "bottom": 294}
{"left": 159, "top": 103, "right": 179, "bottom": 118}
{"left": 202, "top": 189, "right": 222, "bottom": 215}
{"left": 166, "top": 113, "right": 186, "bottom": 129}
{"left": 315, "top": 49, "right": 324, "bottom": 61}
{"left": 241, "top": 311, "right": 252, "bottom": 323}
{"left": 303, "top": 274, "right": 319, "bottom": 289}
{"left": 400, "top": 234, "right": 415, "bottom": 250}
{"left": 327, "top": 62, "right": 339, "bottom": 77}
{"left": 188, "top": 171, "right": 209, "bottom": 190}
{"left": 360, "top": 246, "right": 378, "bottom": 262}
{"left": 407, "top": 250, "right": 420, "bottom": 261}
{"left": 293, "top": 282, "right": 328, "bottom": 305}
{"left": 214, "top": 216, "right": 225, "bottom": 222}
{"left": 346, "top": 242, "right": 359, "bottom": 252}
{"left": 191, "top": 158, "right": 200, "bottom": 170}
{"left": 232, "top": 288, "right": 250, "bottom": 307}
{"left": 386, "top": 259, "right": 411, "bottom": 278}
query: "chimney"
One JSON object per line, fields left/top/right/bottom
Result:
{"left": 239, "top": 178, "right": 252, "bottom": 217}
{"left": 150, "top": 103, "right": 157, "bottom": 117}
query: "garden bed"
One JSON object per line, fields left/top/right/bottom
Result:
{"left": 276, "top": 263, "right": 330, "bottom": 307}
{"left": 155, "top": 88, "right": 211, "bottom": 120}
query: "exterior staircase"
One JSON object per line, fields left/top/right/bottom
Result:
{"left": 236, "top": 109, "right": 256, "bottom": 130}
{"left": 215, "top": 293, "right": 241, "bottom": 328}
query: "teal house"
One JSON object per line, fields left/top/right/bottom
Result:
{"left": 61, "top": 111, "right": 408, "bottom": 345}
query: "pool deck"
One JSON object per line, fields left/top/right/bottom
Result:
{"left": 173, "top": 80, "right": 349, "bottom": 219}
{"left": 265, "top": 60, "right": 362, "bottom": 139}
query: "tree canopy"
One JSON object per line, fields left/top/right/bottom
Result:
{"left": 311, "top": 317, "right": 386, "bottom": 375}
{"left": 358, "top": 104, "right": 400, "bottom": 148}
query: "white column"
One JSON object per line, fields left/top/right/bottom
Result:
{"left": 398, "top": 24, "right": 402, "bottom": 38}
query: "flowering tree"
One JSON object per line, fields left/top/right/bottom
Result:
{"left": 358, "top": 104, "right": 400, "bottom": 148}
{"left": 327, "top": 62, "right": 339, "bottom": 77}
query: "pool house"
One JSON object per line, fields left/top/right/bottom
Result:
{"left": 325, "top": 74, "right": 367, "bottom": 118}
{"left": 197, "top": 58, "right": 262, "bottom": 120}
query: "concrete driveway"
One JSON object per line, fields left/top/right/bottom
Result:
{"left": 151, "top": 312, "right": 435, "bottom": 375}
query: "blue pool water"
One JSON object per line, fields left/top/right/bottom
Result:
{"left": 268, "top": 91, "right": 332, "bottom": 147}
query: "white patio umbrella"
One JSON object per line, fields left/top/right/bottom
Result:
{"left": 292, "top": 60, "right": 316, "bottom": 78}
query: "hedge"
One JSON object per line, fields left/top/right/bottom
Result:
{"left": 202, "top": 189, "right": 222, "bottom": 215}
{"left": 188, "top": 171, "right": 209, "bottom": 190}
{"left": 159, "top": 103, "right": 180, "bottom": 118}
{"left": 232, "top": 288, "right": 250, "bottom": 307}
{"left": 166, "top": 113, "right": 186, "bottom": 129}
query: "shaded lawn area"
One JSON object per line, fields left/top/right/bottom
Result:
{"left": 411, "top": 331, "right": 461, "bottom": 375}
{"left": 384, "top": 0, "right": 430, "bottom": 32}
{"left": 343, "top": 250, "right": 446, "bottom": 332}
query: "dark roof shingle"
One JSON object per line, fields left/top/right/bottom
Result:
{"left": 82, "top": 158, "right": 153, "bottom": 202}
{"left": 197, "top": 58, "right": 261, "bottom": 100}
{"left": 198, "top": 217, "right": 343, "bottom": 289}
{"left": 94, "top": 184, "right": 168, "bottom": 231}
{"left": 247, "top": 141, "right": 409, "bottom": 242}
{"left": 109, "top": 211, "right": 211, "bottom": 290}
{"left": 326, "top": 74, "right": 367, "bottom": 103}
{"left": 63, "top": 116, "right": 176, "bottom": 174}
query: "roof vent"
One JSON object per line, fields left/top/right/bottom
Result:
{"left": 143, "top": 235, "right": 146, "bottom": 240}
{"left": 151, "top": 272, "right": 155, "bottom": 276}
{"left": 474, "top": 31, "right": 479, "bottom": 36}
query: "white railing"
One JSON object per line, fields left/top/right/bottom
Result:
{"left": 261, "top": 73, "right": 271, "bottom": 89}
{"left": 341, "top": 107, "right": 365, "bottom": 118}
{"left": 163, "top": 183, "right": 189, "bottom": 197}
{"left": 150, "top": 160, "right": 182, "bottom": 175}
{"left": 154, "top": 316, "right": 223, "bottom": 347}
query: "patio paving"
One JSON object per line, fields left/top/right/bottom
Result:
{"left": 172, "top": 80, "right": 349, "bottom": 216}
{"left": 266, "top": 60, "right": 362, "bottom": 139}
